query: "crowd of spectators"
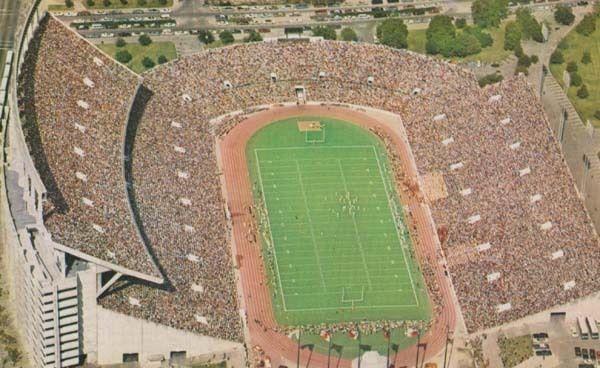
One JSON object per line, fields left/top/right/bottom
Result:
{"left": 18, "top": 16, "right": 160, "bottom": 277}
{"left": 18, "top": 18, "right": 600, "bottom": 342}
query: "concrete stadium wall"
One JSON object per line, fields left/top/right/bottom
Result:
{"left": 96, "top": 308, "right": 244, "bottom": 366}
{"left": 541, "top": 74, "right": 600, "bottom": 229}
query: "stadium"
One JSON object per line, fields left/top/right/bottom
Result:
{"left": 2, "top": 1, "right": 600, "bottom": 367}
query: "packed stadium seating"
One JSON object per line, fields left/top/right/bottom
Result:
{"left": 18, "top": 15, "right": 600, "bottom": 340}
{"left": 18, "top": 16, "right": 160, "bottom": 278}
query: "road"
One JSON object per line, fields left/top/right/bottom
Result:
{"left": 58, "top": 0, "right": 580, "bottom": 38}
{"left": 0, "top": 0, "right": 20, "bottom": 69}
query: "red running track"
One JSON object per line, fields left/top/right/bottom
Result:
{"left": 219, "top": 105, "right": 458, "bottom": 368}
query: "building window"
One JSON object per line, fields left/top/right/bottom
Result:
{"left": 170, "top": 351, "right": 187, "bottom": 363}
{"left": 123, "top": 353, "right": 139, "bottom": 363}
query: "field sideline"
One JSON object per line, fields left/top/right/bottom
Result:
{"left": 246, "top": 117, "right": 431, "bottom": 327}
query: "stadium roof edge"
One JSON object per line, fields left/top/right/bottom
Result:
{"left": 53, "top": 241, "right": 164, "bottom": 284}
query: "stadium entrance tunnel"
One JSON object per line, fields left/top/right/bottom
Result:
{"left": 218, "top": 103, "right": 458, "bottom": 368}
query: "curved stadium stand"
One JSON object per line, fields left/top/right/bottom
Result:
{"left": 18, "top": 16, "right": 162, "bottom": 281}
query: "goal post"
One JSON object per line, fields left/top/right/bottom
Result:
{"left": 297, "top": 120, "right": 325, "bottom": 143}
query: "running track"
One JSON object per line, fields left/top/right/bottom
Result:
{"left": 219, "top": 104, "right": 458, "bottom": 368}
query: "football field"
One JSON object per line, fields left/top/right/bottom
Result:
{"left": 246, "top": 117, "right": 430, "bottom": 326}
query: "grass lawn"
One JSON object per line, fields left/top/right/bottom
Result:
{"left": 407, "top": 29, "right": 427, "bottom": 54}
{"left": 498, "top": 335, "right": 533, "bottom": 368}
{"left": 458, "top": 24, "right": 511, "bottom": 64}
{"left": 98, "top": 41, "right": 177, "bottom": 73}
{"left": 550, "top": 17, "right": 600, "bottom": 127}
{"left": 83, "top": 0, "right": 173, "bottom": 10}
{"left": 246, "top": 117, "right": 431, "bottom": 357}
{"left": 408, "top": 23, "right": 511, "bottom": 64}
{"left": 48, "top": 4, "right": 72, "bottom": 11}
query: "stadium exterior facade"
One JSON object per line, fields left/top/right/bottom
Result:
{"left": 0, "top": 1, "right": 243, "bottom": 367}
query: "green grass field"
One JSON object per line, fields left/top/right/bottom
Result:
{"left": 407, "top": 23, "right": 511, "bottom": 64}
{"left": 246, "top": 117, "right": 430, "bottom": 330}
{"left": 98, "top": 41, "right": 177, "bottom": 73}
{"left": 550, "top": 17, "right": 600, "bottom": 127}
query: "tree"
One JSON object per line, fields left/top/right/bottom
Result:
{"left": 340, "top": 27, "right": 358, "bottom": 42}
{"left": 557, "top": 39, "right": 569, "bottom": 50}
{"left": 516, "top": 7, "right": 543, "bottom": 42}
{"left": 513, "top": 43, "right": 524, "bottom": 58}
{"left": 517, "top": 54, "right": 531, "bottom": 67}
{"left": 504, "top": 21, "right": 522, "bottom": 51}
{"left": 312, "top": 25, "right": 336, "bottom": 40}
{"left": 198, "top": 30, "right": 215, "bottom": 44}
{"left": 594, "top": 110, "right": 600, "bottom": 120}
{"left": 244, "top": 30, "right": 263, "bottom": 42}
{"left": 454, "top": 33, "right": 482, "bottom": 56}
{"left": 566, "top": 61, "right": 578, "bottom": 73}
{"left": 116, "top": 38, "right": 126, "bottom": 47}
{"left": 138, "top": 34, "right": 152, "bottom": 46}
{"left": 576, "top": 14, "right": 596, "bottom": 36}
{"left": 425, "top": 15, "right": 456, "bottom": 55}
{"left": 455, "top": 18, "right": 467, "bottom": 29}
{"left": 142, "top": 57, "right": 156, "bottom": 69}
{"left": 65, "top": 0, "right": 74, "bottom": 8}
{"left": 550, "top": 50, "right": 564, "bottom": 64}
{"left": 86, "top": 0, "right": 95, "bottom": 6}
{"left": 158, "top": 55, "right": 168, "bottom": 64}
{"left": 577, "top": 84, "right": 589, "bottom": 99}
{"left": 7, "top": 348, "right": 21, "bottom": 365}
{"left": 159, "top": 0, "right": 168, "bottom": 4}
{"left": 115, "top": 50, "right": 132, "bottom": 63}
{"left": 137, "top": 0, "right": 147, "bottom": 6}
{"left": 554, "top": 5, "right": 575, "bottom": 25}
{"left": 478, "top": 72, "right": 503, "bottom": 87}
{"left": 515, "top": 64, "right": 529, "bottom": 75}
{"left": 464, "top": 26, "right": 493, "bottom": 47}
{"left": 472, "top": 0, "right": 509, "bottom": 28}
{"left": 103, "top": 0, "right": 111, "bottom": 7}
{"left": 530, "top": 54, "right": 539, "bottom": 64}
{"left": 570, "top": 72, "right": 582, "bottom": 86}
{"left": 582, "top": 50, "right": 592, "bottom": 64}
{"left": 219, "top": 30, "right": 235, "bottom": 44}
{"left": 376, "top": 19, "right": 408, "bottom": 49}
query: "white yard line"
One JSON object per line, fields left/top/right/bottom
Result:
{"left": 294, "top": 160, "right": 328, "bottom": 290}
{"left": 255, "top": 149, "right": 289, "bottom": 311}
{"left": 256, "top": 145, "right": 420, "bottom": 313}
{"left": 371, "top": 146, "right": 420, "bottom": 306}
{"left": 337, "top": 158, "right": 374, "bottom": 290}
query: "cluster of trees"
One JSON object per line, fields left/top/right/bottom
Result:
{"left": 376, "top": 18, "right": 408, "bottom": 49}
{"left": 471, "top": 0, "right": 509, "bottom": 28}
{"left": 114, "top": 35, "right": 168, "bottom": 69}
{"left": 425, "top": 15, "right": 492, "bottom": 57}
{"left": 515, "top": 8, "right": 544, "bottom": 42}
{"left": 576, "top": 14, "right": 597, "bottom": 36}
{"left": 312, "top": 25, "right": 358, "bottom": 41}
{"left": 505, "top": 8, "right": 543, "bottom": 51}
{"left": 554, "top": 5, "right": 575, "bottom": 26}
{"left": 196, "top": 29, "right": 267, "bottom": 46}
{"left": 0, "top": 276, "right": 24, "bottom": 367}
{"left": 550, "top": 44, "right": 590, "bottom": 99}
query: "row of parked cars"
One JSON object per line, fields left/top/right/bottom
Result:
{"left": 532, "top": 332, "right": 552, "bottom": 357}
